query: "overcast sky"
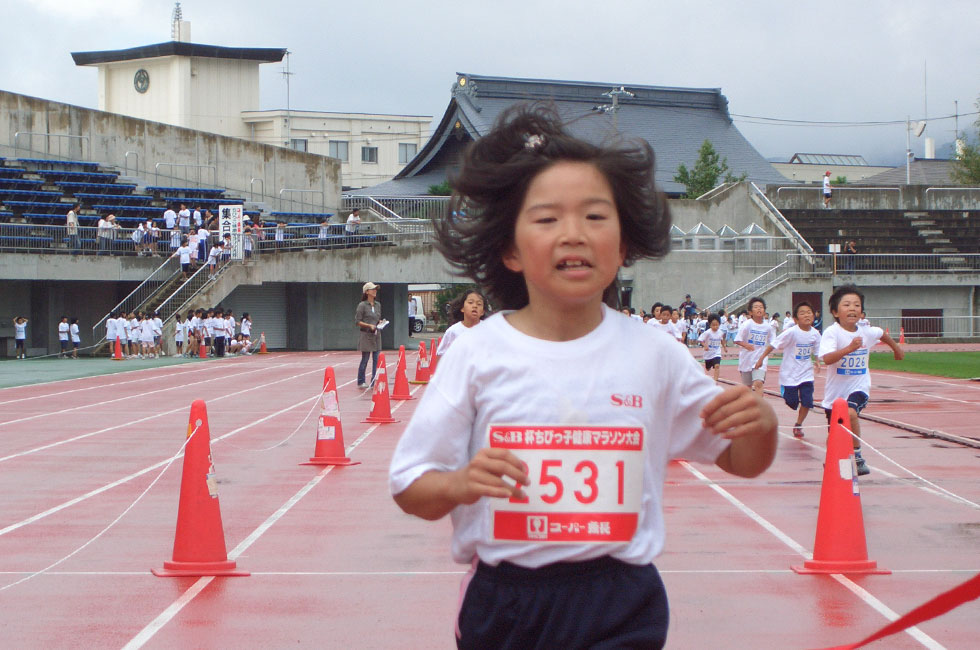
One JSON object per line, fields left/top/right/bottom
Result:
{"left": 5, "top": 0, "right": 979, "bottom": 166}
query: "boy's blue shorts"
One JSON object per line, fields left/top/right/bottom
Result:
{"left": 781, "top": 381, "right": 814, "bottom": 410}
{"left": 825, "top": 391, "right": 869, "bottom": 422}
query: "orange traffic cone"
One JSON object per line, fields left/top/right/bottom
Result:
{"left": 391, "top": 345, "right": 414, "bottom": 401}
{"left": 899, "top": 327, "right": 905, "bottom": 344}
{"left": 302, "top": 367, "right": 359, "bottom": 466}
{"left": 153, "top": 400, "right": 249, "bottom": 577}
{"left": 792, "top": 398, "right": 889, "bottom": 575}
{"left": 111, "top": 336, "right": 124, "bottom": 361}
{"left": 429, "top": 337, "right": 442, "bottom": 375}
{"left": 409, "top": 340, "right": 430, "bottom": 384}
{"left": 363, "top": 353, "right": 398, "bottom": 423}
{"left": 257, "top": 332, "right": 269, "bottom": 354}
{"left": 199, "top": 338, "right": 207, "bottom": 359}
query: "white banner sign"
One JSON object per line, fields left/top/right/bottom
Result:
{"left": 218, "top": 204, "right": 245, "bottom": 261}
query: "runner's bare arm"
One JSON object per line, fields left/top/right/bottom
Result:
{"left": 393, "top": 448, "right": 530, "bottom": 521}
{"left": 881, "top": 331, "right": 905, "bottom": 361}
{"left": 701, "top": 385, "right": 777, "bottom": 478}
{"left": 754, "top": 344, "right": 776, "bottom": 369}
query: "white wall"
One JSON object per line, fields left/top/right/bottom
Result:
{"left": 242, "top": 110, "right": 431, "bottom": 189}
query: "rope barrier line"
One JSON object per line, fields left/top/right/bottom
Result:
{"left": 717, "top": 377, "right": 980, "bottom": 450}
{"left": 0, "top": 425, "right": 201, "bottom": 594}
{"left": 838, "top": 425, "right": 980, "bottom": 511}
{"left": 219, "top": 384, "right": 328, "bottom": 453}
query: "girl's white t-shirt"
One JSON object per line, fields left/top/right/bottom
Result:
{"left": 140, "top": 320, "right": 155, "bottom": 342}
{"left": 15, "top": 321, "right": 27, "bottom": 339}
{"left": 819, "top": 322, "right": 883, "bottom": 408}
{"left": 436, "top": 321, "right": 476, "bottom": 356}
{"left": 240, "top": 319, "right": 251, "bottom": 336}
{"left": 771, "top": 326, "right": 822, "bottom": 387}
{"left": 176, "top": 245, "right": 192, "bottom": 264}
{"left": 70, "top": 323, "right": 80, "bottom": 343}
{"left": 389, "top": 306, "right": 730, "bottom": 569}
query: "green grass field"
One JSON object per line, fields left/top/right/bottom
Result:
{"left": 869, "top": 351, "right": 980, "bottom": 379}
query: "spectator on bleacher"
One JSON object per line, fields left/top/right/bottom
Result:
{"left": 193, "top": 205, "right": 203, "bottom": 227}
{"left": 178, "top": 203, "right": 191, "bottom": 234}
{"left": 822, "top": 171, "right": 833, "bottom": 209}
{"left": 97, "top": 213, "right": 119, "bottom": 255}
{"left": 131, "top": 221, "right": 147, "bottom": 256}
{"left": 346, "top": 209, "right": 361, "bottom": 236}
{"left": 197, "top": 222, "right": 210, "bottom": 262}
{"left": 163, "top": 205, "right": 177, "bottom": 233}
{"left": 318, "top": 218, "right": 330, "bottom": 249}
{"left": 243, "top": 226, "right": 254, "bottom": 258}
{"left": 66, "top": 203, "right": 81, "bottom": 254}
{"left": 274, "top": 221, "right": 286, "bottom": 249}
{"left": 842, "top": 240, "right": 857, "bottom": 275}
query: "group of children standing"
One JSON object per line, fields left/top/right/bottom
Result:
{"left": 103, "top": 309, "right": 253, "bottom": 359}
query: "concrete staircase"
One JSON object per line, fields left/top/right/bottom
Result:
{"left": 903, "top": 212, "right": 970, "bottom": 270}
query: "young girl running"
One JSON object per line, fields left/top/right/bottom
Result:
{"left": 435, "top": 288, "right": 489, "bottom": 359}
{"left": 698, "top": 313, "right": 727, "bottom": 382}
{"left": 388, "top": 105, "right": 777, "bottom": 648}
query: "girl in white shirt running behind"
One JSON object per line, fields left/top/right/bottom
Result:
{"left": 434, "top": 289, "right": 488, "bottom": 361}
{"left": 388, "top": 104, "right": 777, "bottom": 649}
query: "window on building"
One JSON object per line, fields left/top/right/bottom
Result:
{"left": 361, "top": 146, "right": 378, "bottom": 164}
{"left": 289, "top": 139, "right": 308, "bottom": 152}
{"left": 328, "top": 140, "right": 349, "bottom": 162}
{"left": 398, "top": 143, "right": 418, "bottom": 164}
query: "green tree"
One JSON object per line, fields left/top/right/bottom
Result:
{"left": 673, "top": 140, "right": 747, "bottom": 198}
{"left": 427, "top": 180, "right": 452, "bottom": 196}
{"left": 950, "top": 96, "right": 980, "bottom": 184}
{"left": 833, "top": 176, "right": 848, "bottom": 185}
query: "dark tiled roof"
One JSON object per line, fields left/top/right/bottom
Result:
{"left": 355, "top": 72, "right": 784, "bottom": 196}
{"left": 72, "top": 42, "right": 286, "bottom": 65}
{"left": 853, "top": 159, "right": 957, "bottom": 185}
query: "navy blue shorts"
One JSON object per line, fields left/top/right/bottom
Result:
{"left": 704, "top": 357, "right": 720, "bottom": 370}
{"left": 825, "top": 391, "right": 869, "bottom": 422}
{"left": 457, "top": 557, "right": 668, "bottom": 649}
{"left": 781, "top": 381, "right": 814, "bottom": 410}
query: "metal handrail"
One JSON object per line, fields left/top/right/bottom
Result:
{"left": 124, "top": 151, "right": 140, "bottom": 175}
{"left": 250, "top": 178, "right": 264, "bottom": 202}
{"left": 92, "top": 256, "right": 182, "bottom": 341}
{"left": 704, "top": 260, "right": 789, "bottom": 314}
{"left": 278, "top": 188, "right": 324, "bottom": 213}
{"left": 749, "top": 182, "right": 814, "bottom": 256}
{"left": 154, "top": 162, "right": 217, "bottom": 187}
{"left": 13, "top": 132, "right": 91, "bottom": 159}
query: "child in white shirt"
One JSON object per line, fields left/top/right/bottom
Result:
{"left": 818, "top": 285, "right": 904, "bottom": 475}
{"left": 388, "top": 105, "right": 776, "bottom": 648}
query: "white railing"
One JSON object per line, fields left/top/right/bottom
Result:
{"left": 704, "top": 260, "right": 790, "bottom": 314}
{"left": 91, "top": 255, "right": 182, "bottom": 342}
{"left": 749, "top": 182, "right": 814, "bottom": 256}
{"left": 342, "top": 195, "right": 450, "bottom": 222}
{"left": 866, "top": 316, "right": 980, "bottom": 340}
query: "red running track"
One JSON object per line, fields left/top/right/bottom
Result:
{"left": 0, "top": 351, "right": 977, "bottom": 648}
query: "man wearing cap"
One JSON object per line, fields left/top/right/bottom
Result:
{"left": 823, "top": 171, "right": 832, "bottom": 209}
{"left": 355, "top": 282, "right": 384, "bottom": 388}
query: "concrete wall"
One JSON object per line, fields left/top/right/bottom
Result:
{"left": 0, "top": 90, "right": 340, "bottom": 214}
{"left": 767, "top": 184, "right": 980, "bottom": 211}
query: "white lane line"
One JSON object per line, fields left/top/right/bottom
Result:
{"left": 876, "top": 371, "right": 980, "bottom": 392}
{"left": 0, "top": 368, "right": 345, "bottom": 536}
{"left": 0, "top": 364, "right": 305, "bottom": 464}
{"left": 122, "top": 385, "right": 421, "bottom": 650}
{"left": 679, "top": 461, "right": 944, "bottom": 649}
{"left": 0, "top": 362, "right": 297, "bottom": 428}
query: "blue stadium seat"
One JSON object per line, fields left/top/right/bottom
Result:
{"left": 58, "top": 182, "right": 136, "bottom": 195}
{"left": 0, "top": 178, "right": 43, "bottom": 191}
{"left": 75, "top": 192, "right": 152, "bottom": 205}
{"left": 0, "top": 188, "right": 64, "bottom": 202}
{"left": 38, "top": 170, "right": 119, "bottom": 184}
{"left": 6, "top": 202, "right": 71, "bottom": 215}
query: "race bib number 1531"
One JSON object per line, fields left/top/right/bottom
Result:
{"left": 487, "top": 425, "right": 645, "bottom": 544}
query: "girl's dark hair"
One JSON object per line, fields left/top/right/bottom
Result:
{"left": 448, "top": 288, "right": 490, "bottom": 325}
{"left": 434, "top": 103, "right": 671, "bottom": 310}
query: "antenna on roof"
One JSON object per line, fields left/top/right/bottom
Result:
{"left": 593, "top": 86, "right": 634, "bottom": 132}
{"left": 171, "top": 2, "right": 183, "bottom": 40}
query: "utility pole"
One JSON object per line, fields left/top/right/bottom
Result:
{"left": 282, "top": 51, "right": 293, "bottom": 148}
{"left": 593, "top": 86, "right": 634, "bottom": 132}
